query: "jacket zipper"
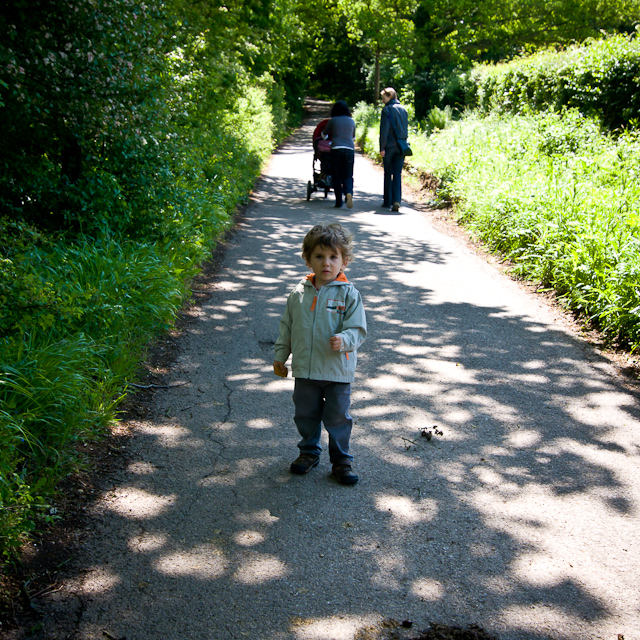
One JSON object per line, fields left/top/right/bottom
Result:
{"left": 309, "top": 285, "right": 320, "bottom": 378}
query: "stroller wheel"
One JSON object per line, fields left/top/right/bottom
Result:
{"left": 306, "top": 181, "right": 312, "bottom": 201}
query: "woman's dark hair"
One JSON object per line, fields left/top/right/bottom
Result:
{"left": 331, "top": 100, "right": 351, "bottom": 117}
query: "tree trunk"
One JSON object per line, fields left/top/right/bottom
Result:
{"left": 374, "top": 45, "right": 381, "bottom": 104}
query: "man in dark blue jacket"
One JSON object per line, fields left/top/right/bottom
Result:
{"left": 379, "top": 87, "right": 409, "bottom": 212}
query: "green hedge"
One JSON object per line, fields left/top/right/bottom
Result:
{"left": 468, "top": 34, "right": 640, "bottom": 130}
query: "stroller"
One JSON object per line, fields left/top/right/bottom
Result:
{"left": 306, "top": 119, "right": 333, "bottom": 200}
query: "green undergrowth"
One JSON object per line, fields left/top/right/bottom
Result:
{"left": 412, "top": 109, "right": 640, "bottom": 349}
{"left": 0, "top": 86, "right": 288, "bottom": 565}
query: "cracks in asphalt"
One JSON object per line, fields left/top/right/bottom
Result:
{"left": 221, "top": 378, "right": 234, "bottom": 424}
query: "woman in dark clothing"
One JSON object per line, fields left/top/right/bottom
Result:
{"left": 322, "top": 100, "right": 356, "bottom": 209}
{"left": 379, "top": 87, "right": 409, "bottom": 212}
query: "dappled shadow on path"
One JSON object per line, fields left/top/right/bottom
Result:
{"left": 39, "top": 115, "right": 640, "bottom": 640}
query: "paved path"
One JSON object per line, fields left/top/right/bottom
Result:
{"left": 37, "top": 108, "right": 640, "bottom": 640}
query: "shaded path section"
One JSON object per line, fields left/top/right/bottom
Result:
{"left": 33, "top": 104, "right": 640, "bottom": 640}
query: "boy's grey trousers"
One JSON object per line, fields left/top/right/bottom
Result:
{"left": 292, "top": 378, "right": 353, "bottom": 464}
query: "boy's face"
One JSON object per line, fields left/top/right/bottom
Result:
{"left": 306, "top": 244, "right": 346, "bottom": 287}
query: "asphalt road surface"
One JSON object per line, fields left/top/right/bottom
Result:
{"left": 30, "top": 103, "right": 640, "bottom": 640}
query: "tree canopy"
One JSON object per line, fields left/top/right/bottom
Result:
{"left": 413, "top": 0, "right": 640, "bottom": 116}
{"left": 1, "top": 0, "right": 639, "bottom": 237}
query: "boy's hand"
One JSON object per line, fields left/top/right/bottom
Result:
{"left": 330, "top": 335, "right": 342, "bottom": 351}
{"left": 273, "top": 361, "right": 288, "bottom": 377}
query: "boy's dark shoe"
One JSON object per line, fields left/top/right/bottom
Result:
{"left": 290, "top": 454, "right": 320, "bottom": 475}
{"left": 332, "top": 463, "right": 359, "bottom": 485}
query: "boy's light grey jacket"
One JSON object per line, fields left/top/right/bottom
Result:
{"left": 275, "top": 273, "right": 367, "bottom": 383}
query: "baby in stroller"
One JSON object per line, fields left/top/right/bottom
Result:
{"left": 306, "top": 119, "right": 333, "bottom": 200}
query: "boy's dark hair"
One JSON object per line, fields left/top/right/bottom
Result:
{"left": 301, "top": 223, "right": 354, "bottom": 264}
{"left": 331, "top": 100, "right": 351, "bottom": 118}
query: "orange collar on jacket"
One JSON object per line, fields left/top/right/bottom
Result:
{"left": 306, "top": 272, "right": 349, "bottom": 285}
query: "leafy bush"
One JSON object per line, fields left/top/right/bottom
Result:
{"left": 424, "top": 105, "right": 453, "bottom": 133}
{"left": 468, "top": 34, "right": 640, "bottom": 130}
{"left": 353, "top": 101, "right": 381, "bottom": 152}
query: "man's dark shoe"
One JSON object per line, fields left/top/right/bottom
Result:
{"left": 391, "top": 202, "right": 400, "bottom": 212}
{"left": 381, "top": 201, "right": 390, "bottom": 208}
{"left": 290, "top": 454, "right": 320, "bottom": 475}
{"left": 332, "top": 463, "right": 359, "bottom": 485}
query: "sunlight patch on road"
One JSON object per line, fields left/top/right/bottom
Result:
{"left": 127, "top": 460, "right": 158, "bottom": 475}
{"left": 375, "top": 494, "right": 438, "bottom": 524}
{"left": 72, "top": 566, "right": 121, "bottom": 594}
{"left": 246, "top": 418, "right": 274, "bottom": 429}
{"left": 233, "top": 553, "right": 288, "bottom": 584}
{"left": 512, "top": 553, "right": 569, "bottom": 587}
{"left": 237, "top": 508, "right": 280, "bottom": 525}
{"left": 291, "top": 614, "right": 381, "bottom": 640}
{"left": 154, "top": 544, "right": 227, "bottom": 579}
{"left": 234, "top": 529, "right": 266, "bottom": 546}
{"left": 371, "top": 552, "right": 404, "bottom": 590}
{"left": 521, "top": 359, "right": 546, "bottom": 369}
{"left": 469, "top": 479, "right": 640, "bottom": 614}
{"left": 227, "top": 373, "right": 261, "bottom": 381}
{"left": 356, "top": 404, "right": 414, "bottom": 417}
{"left": 211, "top": 280, "right": 244, "bottom": 291}
{"left": 135, "top": 422, "right": 203, "bottom": 448}
{"left": 128, "top": 532, "right": 168, "bottom": 553}
{"left": 104, "top": 487, "right": 176, "bottom": 520}
{"left": 509, "top": 373, "right": 550, "bottom": 384}
{"left": 498, "top": 605, "right": 590, "bottom": 638}
{"left": 473, "top": 466, "right": 521, "bottom": 492}
{"left": 366, "top": 374, "right": 434, "bottom": 396}
{"left": 437, "top": 460, "right": 467, "bottom": 483}
{"left": 376, "top": 451, "right": 423, "bottom": 468}
{"left": 259, "top": 378, "right": 295, "bottom": 392}
{"left": 411, "top": 577, "right": 444, "bottom": 601}
{"left": 504, "top": 428, "right": 541, "bottom": 448}
{"left": 561, "top": 390, "right": 638, "bottom": 432}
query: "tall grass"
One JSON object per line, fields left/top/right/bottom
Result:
{"left": 0, "top": 236, "right": 193, "bottom": 559}
{"left": 0, "top": 333, "right": 116, "bottom": 556}
{"left": 411, "top": 109, "right": 640, "bottom": 348}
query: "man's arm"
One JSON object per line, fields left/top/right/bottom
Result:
{"left": 379, "top": 108, "right": 390, "bottom": 153}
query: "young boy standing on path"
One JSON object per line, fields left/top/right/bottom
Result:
{"left": 273, "top": 223, "right": 367, "bottom": 485}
